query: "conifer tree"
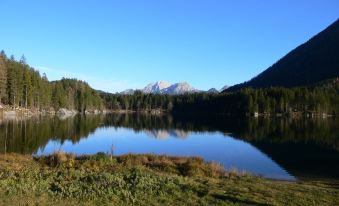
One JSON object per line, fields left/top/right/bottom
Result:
{"left": 0, "top": 54, "right": 7, "bottom": 104}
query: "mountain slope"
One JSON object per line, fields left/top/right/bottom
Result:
{"left": 143, "top": 81, "right": 171, "bottom": 94}
{"left": 117, "top": 81, "right": 200, "bottom": 95}
{"left": 228, "top": 19, "right": 339, "bottom": 91}
{"left": 220, "top": 85, "right": 229, "bottom": 92}
{"left": 207, "top": 88, "right": 219, "bottom": 94}
{"left": 161, "top": 82, "right": 198, "bottom": 94}
{"left": 120, "top": 89, "right": 135, "bottom": 95}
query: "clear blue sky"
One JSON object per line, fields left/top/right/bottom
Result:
{"left": 0, "top": 0, "right": 338, "bottom": 92}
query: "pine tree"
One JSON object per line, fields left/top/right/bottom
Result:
{"left": 40, "top": 73, "right": 51, "bottom": 109}
{"left": 0, "top": 54, "right": 7, "bottom": 104}
{"left": 20, "top": 55, "right": 27, "bottom": 65}
{"left": 6, "top": 59, "right": 17, "bottom": 106}
{"left": 23, "top": 68, "right": 32, "bottom": 108}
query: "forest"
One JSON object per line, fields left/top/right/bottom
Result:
{"left": 1, "top": 50, "right": 338, "bottom": 116}
{"left": 101, "top": 82, "right": 339, "bottom": 116}
{"left": 0, "top": 51, "right": 103, "bottom": 112}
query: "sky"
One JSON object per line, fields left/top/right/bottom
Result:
{"left": 0, "top": 0, "right": 338, "bottom": 92}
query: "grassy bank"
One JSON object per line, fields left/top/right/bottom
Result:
{"left": 0, "top": 153, "right": 338, "bottom": 206}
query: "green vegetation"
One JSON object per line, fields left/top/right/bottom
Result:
{"left": 0, "top": 153, "right": 338, "bottom": 206}
{"left": 51, "top": 78, "right": 103, "bottom": 112}
{"left": 101, "top": 83, "right": 339, "bottom": 116}
{"left": 1, "top": 48, "right": 338, "bottom": 116}
{"left": 228, "top": 19, "right": 339, "bottom": 90}
{"left": 0, "top": 52, "right": 103, "bottom": 111}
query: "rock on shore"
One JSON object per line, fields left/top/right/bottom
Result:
{"left": 56, "top": 108, "right": 78, "bottom": 119}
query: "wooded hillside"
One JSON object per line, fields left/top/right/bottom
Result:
{"left": 0, "top": 51, "right": 103, "bottom": 111}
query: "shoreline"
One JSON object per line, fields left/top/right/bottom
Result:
{"left": 0, "top": 106, "right": 107, "bottom": 119}
{"left": 0, "top": 152, "right": 337, "bottom": 205}
{"left": 0, "top": 104, "right": 336, "bottom": 119}
{"left": 106, "top": 109, "right": 337, "bottom": 118}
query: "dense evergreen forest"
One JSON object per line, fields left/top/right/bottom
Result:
{"left": 101, "top": 81, "right": 339, "bottom": 116}
{"left": 0, "top": 51, "right": 103, "bottom": 112}
{"left": 1, "top": 50, "right": 338, "bottom": 116}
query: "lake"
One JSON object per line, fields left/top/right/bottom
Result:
{"left": 1, "top": 113, "right": 338, "bottom": 181}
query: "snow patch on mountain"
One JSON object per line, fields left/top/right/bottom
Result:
{"left": 119, "top": 81, "right": 200, "bottom": 95}
{"left": 142, "top": 81, "right": 171, "bottom": 94}
{"left": 161, "top": 82, "right": 198, "bottom": 95}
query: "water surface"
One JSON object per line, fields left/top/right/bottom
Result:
{"left": 1, "top": 114, "right": 338, "bottom": 181}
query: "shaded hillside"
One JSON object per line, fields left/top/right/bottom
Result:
{"left": 228, "top": 19, "right": 339, "bottom": 91}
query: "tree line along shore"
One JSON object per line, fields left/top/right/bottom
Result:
{"left": 1, "top": 51, "right": 338, "bottom": 118}
{"left": 0, "top": 51, "right": 104, "bottom": 115}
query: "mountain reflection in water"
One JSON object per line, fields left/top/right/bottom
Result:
{"left": 0, "top": 114, "right": 338, "bottom": 181}
{"left": 144, "top": 129, "right": 191, "bottom": 139}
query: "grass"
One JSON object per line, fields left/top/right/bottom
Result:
{"left": 0, "top": 152, "right": 338, "bottom": 205}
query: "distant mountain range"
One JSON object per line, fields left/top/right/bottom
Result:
{"left": 119, "top": 89, "right": 135, "bottom": 95}
{"left": 143, "top": 81, "right": 171, "bottom": 94}
{"left": 120, "top": 81, "right": 199, "bottom": 95}
{"left": 160, "top": 82, "right": 199, "bottom": 95}
{"left": 227, "top": 19, "right": 339, "bottom": 91}
{"left": 207, "top": 88, "right": 219, "bottom": 94}
{"left": 120, "top": 81, "right": 228, "bottom": 95}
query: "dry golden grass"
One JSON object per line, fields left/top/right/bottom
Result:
{"left": 0, "top": 153, "right": 338, "bottom": 206}
{"left": 116, "top": 154, "right": 226, "bottom": 177}
{"left": 0, "top": 153, "right": 35, "bottom": 171}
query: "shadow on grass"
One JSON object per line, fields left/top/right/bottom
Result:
{"left": 211, "top": 193, "right": 272, "bottom": 206}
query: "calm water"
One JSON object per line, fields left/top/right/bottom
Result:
{"left": 1, "top": 114, "right": 338, "bottom": 181}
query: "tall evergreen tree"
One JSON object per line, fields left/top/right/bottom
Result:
{"left": 23, "top": 67, "right": 32, "bottom": 108}
{"left": 6, "top": 59, "right": 17, "bottom": 106}
{"left": 0, "top": 53, "right": 7, "bottom": 104}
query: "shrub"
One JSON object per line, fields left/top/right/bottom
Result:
{"left": 38, "top": 152, "right": 75, "bottom": 167}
